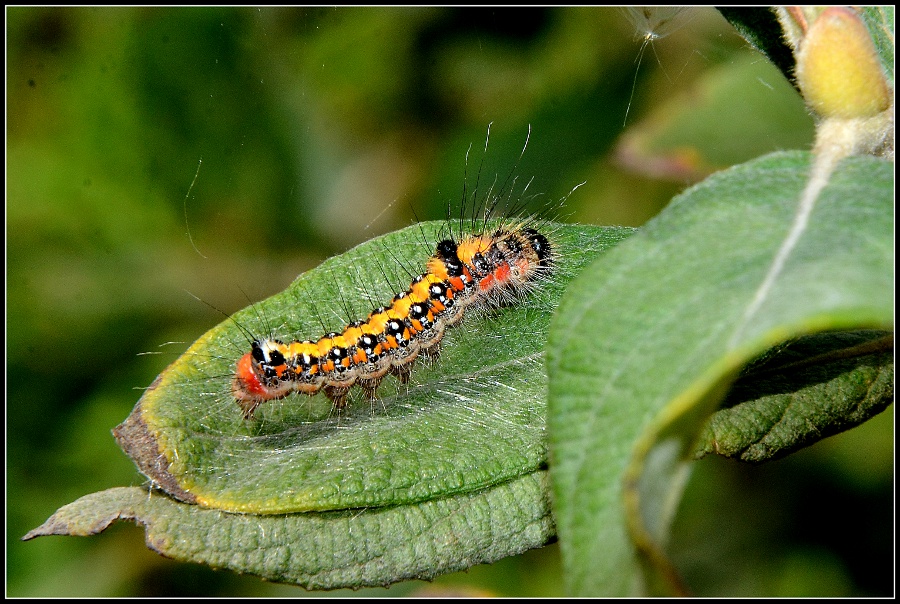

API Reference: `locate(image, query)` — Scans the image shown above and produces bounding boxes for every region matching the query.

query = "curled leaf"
[22,222,636,588]
[548,152,892,595]
[696,330,894,463]
[113,221,632,515]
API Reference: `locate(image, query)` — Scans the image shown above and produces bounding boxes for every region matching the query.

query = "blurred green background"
[7,7,891,596]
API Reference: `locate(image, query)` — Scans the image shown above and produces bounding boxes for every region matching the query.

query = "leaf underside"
[697,329,893,463]
[22,475,554,590]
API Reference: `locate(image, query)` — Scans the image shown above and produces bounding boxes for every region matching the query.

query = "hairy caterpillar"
[110,127,631,515]
[233,219,554,418]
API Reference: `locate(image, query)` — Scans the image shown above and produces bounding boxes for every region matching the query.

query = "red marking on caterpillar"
[233,224,554,418]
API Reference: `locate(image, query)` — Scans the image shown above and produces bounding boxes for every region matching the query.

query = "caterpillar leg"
[391,363,413,384]
[323,384,351,409]
[421,344,441,363]
[358,377,383,400]
[238,398,263,420]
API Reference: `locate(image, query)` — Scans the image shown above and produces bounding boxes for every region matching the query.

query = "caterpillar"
[232,221,554,418]
[112,170,623,514]
[110,128,628,515]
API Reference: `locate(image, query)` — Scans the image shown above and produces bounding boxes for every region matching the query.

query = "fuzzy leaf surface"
[22,477,554,590]
[113,221,631,514]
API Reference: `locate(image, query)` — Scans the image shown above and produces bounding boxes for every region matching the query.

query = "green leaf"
[616,53,814,181]
[696,330,893,463]
[114,221,632,513]
[858,6,894,84]
[547,151,892,596]
[28,221,634,588]
[22,476,553,589]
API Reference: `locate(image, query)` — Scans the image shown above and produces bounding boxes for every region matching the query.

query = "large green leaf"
[22,475,553,590]
[28,221,634,587]
[547,151,893,596]
[114,221,632,514]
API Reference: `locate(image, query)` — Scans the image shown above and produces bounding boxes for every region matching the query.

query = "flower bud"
[796,7,891,119]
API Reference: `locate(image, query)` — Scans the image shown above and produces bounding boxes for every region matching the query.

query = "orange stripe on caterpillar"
[232,226,551,418]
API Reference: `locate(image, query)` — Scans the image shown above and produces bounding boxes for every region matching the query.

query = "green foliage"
[547,152,892,595]
[697,330,892,463]
[24,478,554,590]
[860,7,894,84]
